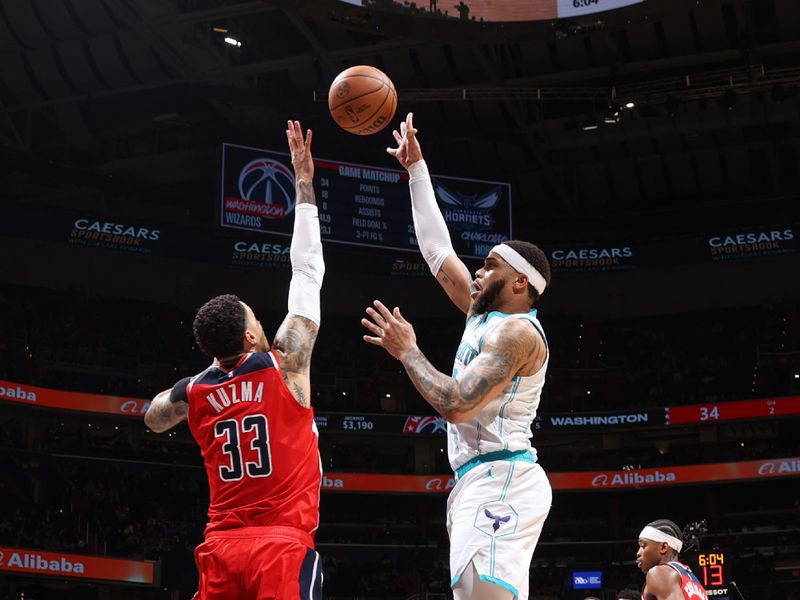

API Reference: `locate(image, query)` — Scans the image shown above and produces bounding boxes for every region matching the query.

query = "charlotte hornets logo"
[484,509,511,532]
[434,180,501,231]
[238,158,296,219]
[474,501,518,537]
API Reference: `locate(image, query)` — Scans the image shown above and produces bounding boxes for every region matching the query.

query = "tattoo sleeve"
[296,180,316,206]
[272,315,319,408]
[400,349,509,419]
[400,320,538,421]
[144,391,188,433]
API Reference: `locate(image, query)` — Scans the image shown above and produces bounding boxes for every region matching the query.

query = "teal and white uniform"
[446,309,552,600]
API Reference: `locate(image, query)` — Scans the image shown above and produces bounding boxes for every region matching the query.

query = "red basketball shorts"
[192,526,322,600]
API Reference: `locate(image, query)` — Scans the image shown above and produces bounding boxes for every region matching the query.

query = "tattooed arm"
[272,316,318,408]
[272,120,323,408]
[144,385,189,433]
[362,301,544,423]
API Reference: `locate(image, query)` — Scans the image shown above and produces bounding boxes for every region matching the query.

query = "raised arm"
[144,378,190,433]
[272,120,324,408]
[362,301,542,422]
[388,113,473,315]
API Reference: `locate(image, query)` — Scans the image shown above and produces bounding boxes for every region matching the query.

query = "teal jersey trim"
[454,448,535,480]
[478,575,519,599]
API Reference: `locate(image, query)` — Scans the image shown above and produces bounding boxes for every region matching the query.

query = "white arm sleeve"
[408,159,455,276]
[287,203,325,326]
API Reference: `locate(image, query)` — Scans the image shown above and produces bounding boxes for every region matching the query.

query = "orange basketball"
[328,65,397,136]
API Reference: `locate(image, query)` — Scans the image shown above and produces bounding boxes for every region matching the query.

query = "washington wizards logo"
[403,416,447,434]
[238,158,296,219]
[484,509,511,532]
[434,180,501,231]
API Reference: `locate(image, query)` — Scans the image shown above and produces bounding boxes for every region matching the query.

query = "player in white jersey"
[362,113,552,600]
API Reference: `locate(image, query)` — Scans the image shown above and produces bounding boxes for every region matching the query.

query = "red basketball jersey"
[665,562,709,600]
[182,351,321,538]
[642,560,708,600]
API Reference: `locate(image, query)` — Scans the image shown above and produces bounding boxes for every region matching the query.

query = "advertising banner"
[0,380,149,417]
[0,546,156,585]
[2,200,796,276]
[320,457,800,493]
[3,380,799,431]
[546,225,798,273]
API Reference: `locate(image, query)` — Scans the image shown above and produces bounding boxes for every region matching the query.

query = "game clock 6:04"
[696,552,727,588]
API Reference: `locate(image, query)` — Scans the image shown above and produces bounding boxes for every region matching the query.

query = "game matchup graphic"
[220,142,512,258]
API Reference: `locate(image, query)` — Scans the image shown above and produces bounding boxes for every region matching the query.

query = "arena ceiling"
[2,0,800,240]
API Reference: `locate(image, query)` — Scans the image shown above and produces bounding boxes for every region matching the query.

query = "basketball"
[328,65,397,136]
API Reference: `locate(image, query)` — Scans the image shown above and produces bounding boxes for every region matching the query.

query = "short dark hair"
[617,588,640,600]
[192,294,246,359]
[503,240,552,305]
[646,519,683,556]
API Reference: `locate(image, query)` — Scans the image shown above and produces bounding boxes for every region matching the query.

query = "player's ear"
[244,328,257,348]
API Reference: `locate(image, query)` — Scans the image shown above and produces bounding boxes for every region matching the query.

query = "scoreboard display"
[220,143,512,259]
[691,551,733,598]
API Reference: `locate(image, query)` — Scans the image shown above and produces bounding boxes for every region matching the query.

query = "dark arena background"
[1,0,800,598]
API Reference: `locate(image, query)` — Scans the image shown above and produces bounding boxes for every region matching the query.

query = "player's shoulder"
[488,313,541,342]
[481,315,542,357]
[647,563,682,587]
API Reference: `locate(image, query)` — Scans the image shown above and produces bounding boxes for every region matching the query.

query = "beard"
[471,278,504,315]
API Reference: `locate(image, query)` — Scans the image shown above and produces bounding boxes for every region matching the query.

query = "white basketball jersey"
[448,309,548,471]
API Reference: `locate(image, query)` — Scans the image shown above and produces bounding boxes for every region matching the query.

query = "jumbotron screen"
[336,0,645,23]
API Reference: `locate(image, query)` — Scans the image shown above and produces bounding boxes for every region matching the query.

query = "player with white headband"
[362,113,552,600]
[637,519,708,600]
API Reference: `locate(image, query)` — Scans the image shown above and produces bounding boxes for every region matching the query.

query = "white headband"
[490,244,547,295]
[639,526,683,552]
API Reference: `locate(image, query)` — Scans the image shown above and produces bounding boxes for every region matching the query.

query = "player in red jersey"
[144,120,325,599]
[637,520,708,600]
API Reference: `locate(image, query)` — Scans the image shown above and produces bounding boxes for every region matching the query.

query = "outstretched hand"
[362,300,417,361]
[286,120,314,182]
[386,112,423,170]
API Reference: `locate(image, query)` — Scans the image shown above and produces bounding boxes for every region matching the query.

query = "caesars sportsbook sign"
[219,143,512,259]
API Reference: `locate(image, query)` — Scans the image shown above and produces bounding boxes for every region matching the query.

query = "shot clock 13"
[696,551,727,588]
